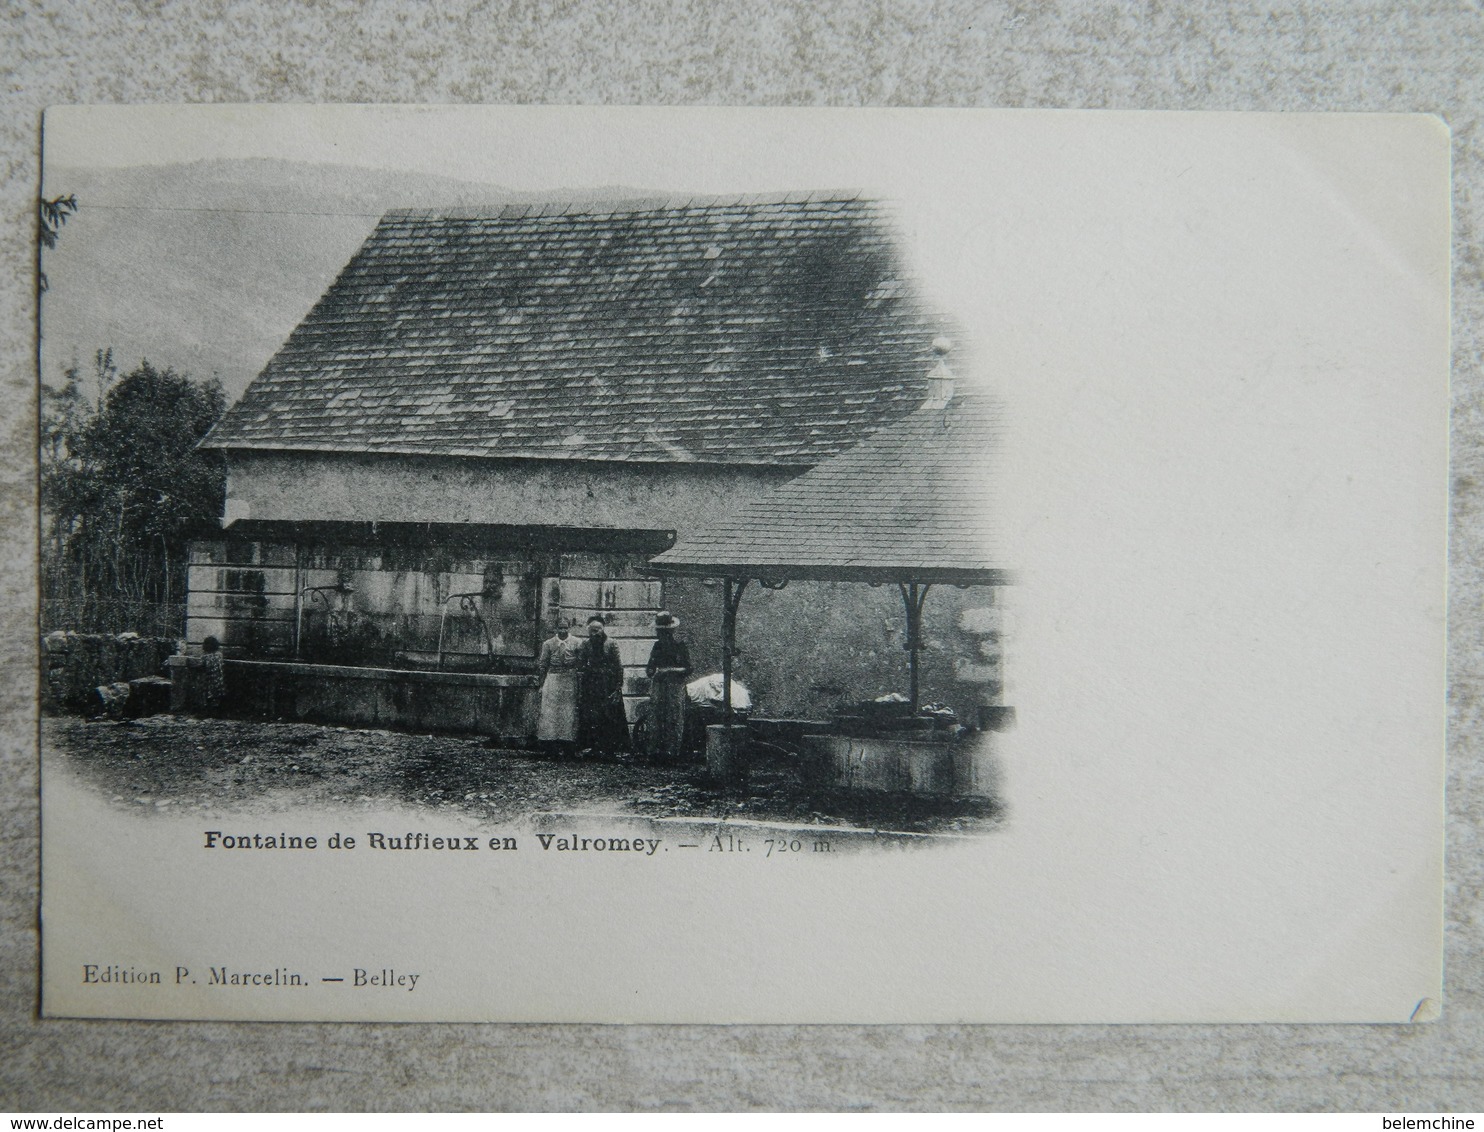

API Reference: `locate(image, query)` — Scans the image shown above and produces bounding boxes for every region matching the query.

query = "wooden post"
[721,576,749,725]
[721,578,732,722]
[292,542,304,658]
[898,581,932,712]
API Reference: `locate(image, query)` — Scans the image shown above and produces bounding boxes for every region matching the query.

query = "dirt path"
[41,714,1003,835]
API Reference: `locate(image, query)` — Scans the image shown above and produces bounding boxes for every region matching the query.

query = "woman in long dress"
[535,618,582,756]
[577,616,631,757]
[645,611,692,763]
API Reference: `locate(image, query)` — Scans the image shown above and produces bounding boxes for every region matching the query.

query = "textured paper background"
[4,0,1482,1111]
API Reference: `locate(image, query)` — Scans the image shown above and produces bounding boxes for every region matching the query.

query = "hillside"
[39,158,639,403]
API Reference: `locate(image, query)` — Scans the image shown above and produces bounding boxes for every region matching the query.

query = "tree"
[38,194,78,249]
[41,357,226,629]
[38,194,78,293]
[39,357,93,574]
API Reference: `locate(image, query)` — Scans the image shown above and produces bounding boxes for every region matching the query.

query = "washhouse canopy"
[647,391,1013,714]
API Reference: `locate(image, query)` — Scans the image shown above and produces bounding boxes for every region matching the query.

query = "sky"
[44,105,1448,401]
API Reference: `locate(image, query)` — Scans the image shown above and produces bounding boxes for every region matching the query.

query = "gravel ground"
[41,713,1003,835]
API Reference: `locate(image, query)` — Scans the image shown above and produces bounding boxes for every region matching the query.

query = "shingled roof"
[647,392,1011,585]
[203,193,945,465]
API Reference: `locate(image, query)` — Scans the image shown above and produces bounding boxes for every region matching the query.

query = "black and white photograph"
[42,178,1012,839]
[36,106,1446,1024]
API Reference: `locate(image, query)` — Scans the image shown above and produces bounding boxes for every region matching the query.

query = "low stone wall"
[41,631,178,713]
[207,659,539,742]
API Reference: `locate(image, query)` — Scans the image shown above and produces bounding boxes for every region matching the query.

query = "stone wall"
[40,632,178,713]
[223,449,797,533]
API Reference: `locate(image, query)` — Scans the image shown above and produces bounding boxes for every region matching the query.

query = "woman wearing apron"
[535,617,582,756]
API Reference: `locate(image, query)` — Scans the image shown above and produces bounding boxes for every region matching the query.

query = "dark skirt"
[647,668,688,763]
[578,677,630,753]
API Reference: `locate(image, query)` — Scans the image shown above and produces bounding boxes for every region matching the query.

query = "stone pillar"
[165,653,197,712]
[706,723,750,787]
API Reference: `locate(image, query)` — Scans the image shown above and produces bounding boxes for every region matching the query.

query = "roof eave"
[200,439,815,472]
[644,561,1014,586]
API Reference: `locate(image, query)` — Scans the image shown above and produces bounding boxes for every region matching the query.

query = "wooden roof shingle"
[203,193,945,466]
[647,393,1011,584]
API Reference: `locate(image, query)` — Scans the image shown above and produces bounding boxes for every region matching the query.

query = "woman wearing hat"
[644,611,692,764]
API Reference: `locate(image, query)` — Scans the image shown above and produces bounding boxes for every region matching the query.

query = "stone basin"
[800,730,999,798]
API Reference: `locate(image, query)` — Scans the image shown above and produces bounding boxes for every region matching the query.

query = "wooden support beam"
[721,576,749,725]
[898,581,932,712]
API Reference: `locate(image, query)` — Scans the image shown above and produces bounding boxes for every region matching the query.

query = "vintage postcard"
[36,106,1447,1022]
